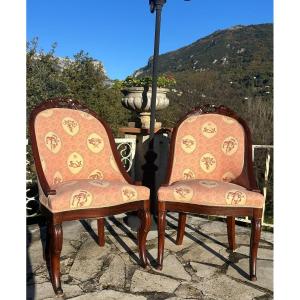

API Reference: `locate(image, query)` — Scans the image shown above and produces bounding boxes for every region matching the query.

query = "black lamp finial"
[149,0,167,13]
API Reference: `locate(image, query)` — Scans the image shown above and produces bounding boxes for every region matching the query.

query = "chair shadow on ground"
[165,213,250,280]
[80,217,156,267]
[37,223,55,292]
[27,222,55,299]
[80,215,250,278]
[26,227,35,300]
[33,215,249,283]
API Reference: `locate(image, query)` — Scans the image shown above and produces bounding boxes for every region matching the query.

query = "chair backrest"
[30,98,129,189]
[166,106,251,184]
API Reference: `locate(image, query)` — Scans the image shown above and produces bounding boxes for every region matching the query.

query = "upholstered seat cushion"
[158,179,264,208]
[40,179,150,213]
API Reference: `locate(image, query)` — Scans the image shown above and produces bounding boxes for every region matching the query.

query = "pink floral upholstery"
[34,108,126,184]
[168,114,245,183]
[158,179,264,208]
[34,107,150,212]
[39,179,150,213]
[158,113,264,208]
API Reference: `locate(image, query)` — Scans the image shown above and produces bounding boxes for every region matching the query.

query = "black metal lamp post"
[127,1,191,229]
[142,0,191,218]
[148,1,190,141]
[148,0,166,141]
[138,0,167,220]
[125,1,168,229]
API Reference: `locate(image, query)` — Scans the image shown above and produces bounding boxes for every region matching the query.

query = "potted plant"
[118,75,176,129]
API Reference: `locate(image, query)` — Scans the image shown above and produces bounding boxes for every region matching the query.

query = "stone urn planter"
[121,86,170,129]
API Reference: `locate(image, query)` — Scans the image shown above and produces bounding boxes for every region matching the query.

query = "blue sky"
[27,0,273,80]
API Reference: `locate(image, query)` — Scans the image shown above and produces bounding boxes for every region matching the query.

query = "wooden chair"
[156,105,264,281]
[29,98,151,295]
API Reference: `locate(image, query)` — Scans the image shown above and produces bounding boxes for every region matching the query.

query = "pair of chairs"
[29,98,264,296]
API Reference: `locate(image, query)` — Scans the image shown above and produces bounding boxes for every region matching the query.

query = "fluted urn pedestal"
[121,87,169,129]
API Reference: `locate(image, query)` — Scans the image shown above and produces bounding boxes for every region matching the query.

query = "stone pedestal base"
[138,113,162,130]
[119,127,170,184]
[119,127,170,227]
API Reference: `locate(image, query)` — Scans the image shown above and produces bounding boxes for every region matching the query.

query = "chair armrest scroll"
[247,187,261,193]
[47,189,57,196]
[160,183,170,187]
[37,175,57,197]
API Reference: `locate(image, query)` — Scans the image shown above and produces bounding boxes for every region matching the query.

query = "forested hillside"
[135,23,273,145]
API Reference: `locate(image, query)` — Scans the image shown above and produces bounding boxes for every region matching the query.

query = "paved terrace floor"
[27,213,273,300]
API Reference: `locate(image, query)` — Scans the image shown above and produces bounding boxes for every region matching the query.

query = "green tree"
[26,38,69,118]
[26,38,132,180]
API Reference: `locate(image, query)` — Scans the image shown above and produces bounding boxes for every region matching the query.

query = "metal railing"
[114,138,136,176]
[235,145,273,228]
[26,160,38,218]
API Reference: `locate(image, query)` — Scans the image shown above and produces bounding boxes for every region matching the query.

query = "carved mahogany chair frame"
[29,98,151,296]
[157,105,263,281]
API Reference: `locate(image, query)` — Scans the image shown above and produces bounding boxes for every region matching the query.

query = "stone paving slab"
[235,245,273,260]
[27,240,46,274]
[68,239,111,281]
[27,216,273,300]
[131,269,180,293]
[199,275,266,300]
[98,255,126,289]
[108,234,138,253]
[174,282,205,299]
[182,241,230,266]
[163,234,196,253]
[260,231,274,245]
[68,290,147,300]
[199,220,228,235]
[27,282,83,300]
[153,254,191,281]
[190,262,218,279]
[62,221,88,241]
[226,258,273,291]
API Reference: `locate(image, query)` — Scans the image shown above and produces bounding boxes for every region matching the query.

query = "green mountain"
[135,24,272,76]
[134,23,273,145]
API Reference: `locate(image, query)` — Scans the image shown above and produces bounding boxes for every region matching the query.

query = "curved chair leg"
[50,222,63,295]
[176,212,187,245]
[227,216,236,251]
[97,218,105,247]
[249,216,261,281]
[157,203,166,270]
[137,208,151,268]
